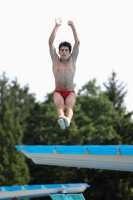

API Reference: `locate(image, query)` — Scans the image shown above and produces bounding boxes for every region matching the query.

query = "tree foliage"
[0,73,35,185]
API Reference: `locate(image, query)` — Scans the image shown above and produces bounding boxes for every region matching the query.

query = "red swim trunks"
[54,90,75,99]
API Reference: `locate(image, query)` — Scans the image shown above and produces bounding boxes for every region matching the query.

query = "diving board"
[0,183,89,200]
[15,145,133,172]
[50,193,85,200]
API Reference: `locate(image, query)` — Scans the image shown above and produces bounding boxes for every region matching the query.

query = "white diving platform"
[0,183,89,200]
[15,145,133,172]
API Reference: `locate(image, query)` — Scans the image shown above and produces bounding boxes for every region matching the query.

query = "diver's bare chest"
[53,59,75,74]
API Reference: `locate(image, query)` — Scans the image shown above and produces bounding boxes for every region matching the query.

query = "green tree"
[103,71,133,144]
[75,79,122,145]
[103,71,127,110]
[0,73,35,186]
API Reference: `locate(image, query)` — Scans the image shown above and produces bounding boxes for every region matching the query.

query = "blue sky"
[0,0,133,112]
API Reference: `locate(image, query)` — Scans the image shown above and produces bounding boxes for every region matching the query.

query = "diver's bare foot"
[62,116,71,127]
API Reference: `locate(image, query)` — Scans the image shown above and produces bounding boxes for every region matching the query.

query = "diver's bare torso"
[52,55,76,91]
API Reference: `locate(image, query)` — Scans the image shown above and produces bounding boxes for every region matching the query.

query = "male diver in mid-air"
[48,18,80,129]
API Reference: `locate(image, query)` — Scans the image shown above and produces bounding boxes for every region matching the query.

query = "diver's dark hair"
[59,41,72,52]
[12,197,20,200]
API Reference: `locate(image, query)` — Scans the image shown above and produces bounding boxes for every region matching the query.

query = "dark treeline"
[0,71,133,200]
